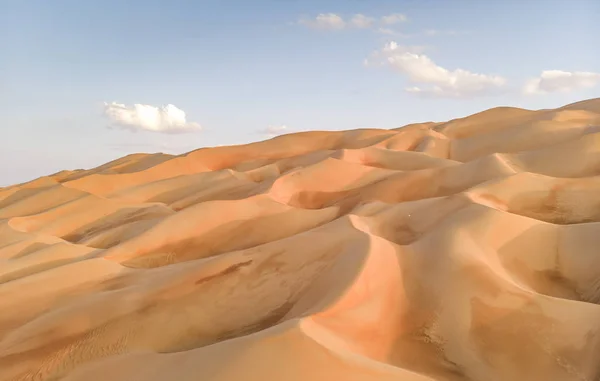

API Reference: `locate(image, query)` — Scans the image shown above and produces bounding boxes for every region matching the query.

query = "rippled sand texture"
[2,98,600,381]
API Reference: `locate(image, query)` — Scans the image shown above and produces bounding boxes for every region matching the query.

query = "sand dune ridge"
[2,99,600,380]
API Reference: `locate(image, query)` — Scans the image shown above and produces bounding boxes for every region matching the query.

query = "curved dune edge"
[1,98,600,381]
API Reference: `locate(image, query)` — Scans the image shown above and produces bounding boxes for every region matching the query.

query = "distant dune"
[2,98,600,381]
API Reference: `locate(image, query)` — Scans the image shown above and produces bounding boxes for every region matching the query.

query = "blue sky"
[1,0,599,185]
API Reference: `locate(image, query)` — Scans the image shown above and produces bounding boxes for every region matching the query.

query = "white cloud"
[103,102,202,134]
[423,29,464,37]
[350,14,375,29]
[381,13,408,25]
[364,42,427,67]
[377,28,464,38]
[258,125,294,138]
[299,13,346,30]
[377,27,397,35]
[370,41,506,98]
[299,12,407,30]
[376,28,464,39]
[523,70,600,95]
[376,28,412,38]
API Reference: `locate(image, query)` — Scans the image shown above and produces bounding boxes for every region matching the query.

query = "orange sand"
[1,98,600,381]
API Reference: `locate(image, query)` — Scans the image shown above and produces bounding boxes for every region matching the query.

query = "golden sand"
[1,98,600,380]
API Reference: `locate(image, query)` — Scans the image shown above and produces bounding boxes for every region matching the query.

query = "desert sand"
[2,98,600,381]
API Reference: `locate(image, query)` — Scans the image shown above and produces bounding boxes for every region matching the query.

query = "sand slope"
[2,98,600,381]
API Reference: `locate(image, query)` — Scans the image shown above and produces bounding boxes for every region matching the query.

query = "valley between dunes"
[2,98,600,381]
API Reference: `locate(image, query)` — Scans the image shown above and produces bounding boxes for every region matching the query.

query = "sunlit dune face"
[2,100,600,381]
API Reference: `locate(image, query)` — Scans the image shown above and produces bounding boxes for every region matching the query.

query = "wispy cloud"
[364,42,428,66]
[298,12,408,31]
[423,29,467,37]
[523,70,600,95]
[368,42,507,98]
[375,28,412,38]
[298,13,346,30]
[103,102,202,134]
[376,28,467,38]
[350,14,375,29]
[257,125,295,138]
[381,13,408,25]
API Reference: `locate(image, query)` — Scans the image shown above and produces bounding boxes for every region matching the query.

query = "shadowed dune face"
[2,99,600,381]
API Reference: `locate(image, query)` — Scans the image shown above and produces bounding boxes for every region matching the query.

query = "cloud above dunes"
[368,42,507,98]
[350,14,375,29]
[299,13,346,30]
[299,13,407,30]
[423,29,466,37]
[103,102,202,134]
[381,13,408,25]
[375,28,466,39]
[523,70,600,95]
[258,125,294,138]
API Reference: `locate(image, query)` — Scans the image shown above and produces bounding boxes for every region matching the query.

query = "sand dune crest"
[2,98,600,380]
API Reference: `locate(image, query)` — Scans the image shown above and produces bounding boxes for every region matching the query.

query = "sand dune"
[2,98,600,380]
